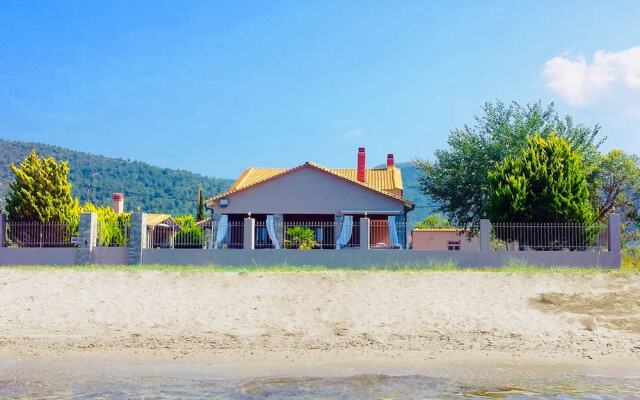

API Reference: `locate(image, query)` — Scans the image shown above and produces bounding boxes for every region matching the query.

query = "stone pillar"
[359,217,370,250]
[608,213,621,254]
[334,214,344,249]
[273,214,284,249]
[0,212,6,248]
[480,219,491,251]
[243,217,255,250]
[77,212,97,265]
[129,212,147,265]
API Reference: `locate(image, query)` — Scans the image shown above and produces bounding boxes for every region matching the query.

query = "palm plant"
[285,226,318,250]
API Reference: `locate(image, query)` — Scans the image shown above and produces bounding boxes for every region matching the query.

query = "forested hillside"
[0,139,232,215]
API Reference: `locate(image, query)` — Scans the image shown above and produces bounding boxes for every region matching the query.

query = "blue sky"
[1,1,639,178]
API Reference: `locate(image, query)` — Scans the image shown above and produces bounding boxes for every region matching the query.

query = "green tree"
[488,134,595,249]
[591,149,640,244]
[415,214,452,229]
[285,226,317,249]
[196,186,206,222]
[416,101,603,226]
[591,150,639,220]
[5,151,78,223]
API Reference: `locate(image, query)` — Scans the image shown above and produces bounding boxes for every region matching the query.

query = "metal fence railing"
[283,221,339,249]
[146,223,210,249]
[491,222,608,251]
[144,221,243,249]
[253,221,365,249]
[5,221,77,247]
[370,220,408,249]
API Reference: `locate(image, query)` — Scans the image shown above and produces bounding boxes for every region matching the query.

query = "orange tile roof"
[207,162,413,207]
[145,213,178,226]
[412,228,466,232]
[230,165,403,192]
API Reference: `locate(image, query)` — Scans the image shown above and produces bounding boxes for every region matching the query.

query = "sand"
[1,269,640,376]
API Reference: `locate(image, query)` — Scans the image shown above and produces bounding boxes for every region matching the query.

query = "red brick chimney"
[387,153,395,169]
[357,147,366,182]
[112,192,124,214]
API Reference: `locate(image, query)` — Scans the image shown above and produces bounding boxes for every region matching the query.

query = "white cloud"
[343,128,364,138]
[543,46,640,107]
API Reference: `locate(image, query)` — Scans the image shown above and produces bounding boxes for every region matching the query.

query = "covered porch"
[211,212,407,250]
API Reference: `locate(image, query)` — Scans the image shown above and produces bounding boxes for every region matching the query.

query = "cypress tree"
[487,134,595,248]
[196,186,206,221]
[5,151,78,223]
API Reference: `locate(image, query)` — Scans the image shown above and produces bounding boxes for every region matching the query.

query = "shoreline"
[1,269,639,378]
[3,351,640,382]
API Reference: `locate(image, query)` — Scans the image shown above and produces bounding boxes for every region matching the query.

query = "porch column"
[243,217,255,250]
[209,213,221,249]
[274,214,284,249]
[360,217,370,250]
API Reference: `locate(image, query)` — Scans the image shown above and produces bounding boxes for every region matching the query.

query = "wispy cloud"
[543,46,640,107]
[343,128,364,138]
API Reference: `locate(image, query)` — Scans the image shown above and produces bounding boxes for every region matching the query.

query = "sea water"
[2,373,640,399]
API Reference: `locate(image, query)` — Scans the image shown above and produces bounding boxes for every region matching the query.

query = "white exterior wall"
[211,166,406,215]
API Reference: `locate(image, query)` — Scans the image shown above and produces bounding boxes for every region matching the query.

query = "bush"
[622,247,640,272]
[79,203,130,246]
[174,215,204,248]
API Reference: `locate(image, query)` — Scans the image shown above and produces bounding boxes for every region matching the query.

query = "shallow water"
[2,373,640,399]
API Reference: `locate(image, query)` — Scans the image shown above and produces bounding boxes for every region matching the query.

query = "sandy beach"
[1,269,640,377]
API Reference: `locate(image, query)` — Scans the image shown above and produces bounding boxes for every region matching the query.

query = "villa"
[205,148,414,249]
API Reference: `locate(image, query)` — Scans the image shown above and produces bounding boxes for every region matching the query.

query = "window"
[447,240,461,251]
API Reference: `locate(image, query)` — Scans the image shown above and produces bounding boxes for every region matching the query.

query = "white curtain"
[213,215,229,250]
[388,215,400,249]
[266,215,280,249]
[336,215,353,249]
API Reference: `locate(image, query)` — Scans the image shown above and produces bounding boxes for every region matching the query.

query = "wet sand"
[1,269,640,376]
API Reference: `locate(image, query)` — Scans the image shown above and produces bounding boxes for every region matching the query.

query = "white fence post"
[480,219,491,251]
[243,217,255,250]
[359,217,370,250]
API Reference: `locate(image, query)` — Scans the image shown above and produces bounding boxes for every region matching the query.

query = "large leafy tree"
[487,134,594,224]
[5,151,78,223]
[591,150,640,221]
[591,149,640,244]
[416,101,603,226]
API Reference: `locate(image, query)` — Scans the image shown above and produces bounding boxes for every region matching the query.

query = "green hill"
[0,139,233,216]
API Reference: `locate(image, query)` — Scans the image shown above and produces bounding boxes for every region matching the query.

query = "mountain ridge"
[0,138,233,215]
